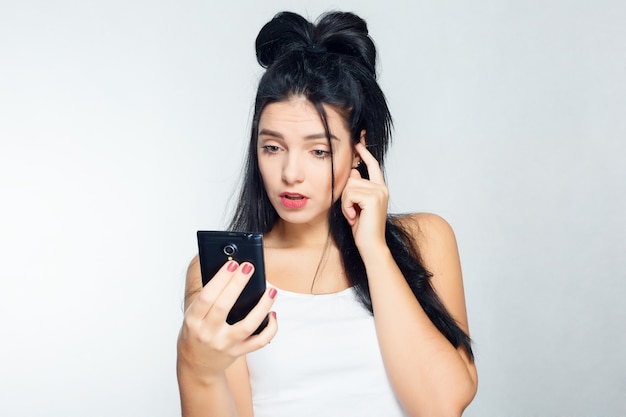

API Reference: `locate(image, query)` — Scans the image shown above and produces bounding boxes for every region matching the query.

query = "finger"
[205,262,256,326]
[341,181,361,225]
[234,310,279,356]
[186,260,239,320]
[231,286,278,338]
[343,170,363,223]
[354,142,384,184]
[342,205,357,225]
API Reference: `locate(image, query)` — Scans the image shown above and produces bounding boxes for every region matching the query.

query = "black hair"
[228,11,473,360]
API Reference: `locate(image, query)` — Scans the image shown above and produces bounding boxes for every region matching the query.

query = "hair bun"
[255,12,314,68]
[315,12,376,75]
[256,11,377,76]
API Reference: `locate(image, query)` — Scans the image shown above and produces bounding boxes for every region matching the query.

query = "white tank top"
[245,285,407,417]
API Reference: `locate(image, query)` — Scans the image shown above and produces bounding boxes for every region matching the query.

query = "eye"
[311,149,330,159]
[261,145,281,154]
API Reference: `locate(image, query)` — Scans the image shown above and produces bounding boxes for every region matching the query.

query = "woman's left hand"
[341,142,389,254]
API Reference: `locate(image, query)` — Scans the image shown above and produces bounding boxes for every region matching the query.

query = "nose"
[281,152,304,185]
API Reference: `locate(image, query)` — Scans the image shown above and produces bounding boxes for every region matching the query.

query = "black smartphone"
[196,231,268,335]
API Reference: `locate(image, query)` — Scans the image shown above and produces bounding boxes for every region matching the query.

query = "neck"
[265,218,332,249]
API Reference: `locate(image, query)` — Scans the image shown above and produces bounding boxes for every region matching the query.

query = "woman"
[177,11,477,417]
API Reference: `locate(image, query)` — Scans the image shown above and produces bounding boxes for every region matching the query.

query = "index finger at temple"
[355,143,384,184]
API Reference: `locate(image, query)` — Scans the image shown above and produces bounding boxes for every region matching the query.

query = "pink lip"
[280,192,308,209]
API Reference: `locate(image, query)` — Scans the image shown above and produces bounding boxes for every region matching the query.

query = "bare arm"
[342,143,477,416]
[363,214,477,416]
[177,256,276,417]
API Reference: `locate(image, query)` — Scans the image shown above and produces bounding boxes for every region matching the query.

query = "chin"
[275,209,329,226]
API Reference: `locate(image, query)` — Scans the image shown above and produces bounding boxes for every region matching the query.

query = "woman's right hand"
[177,260,278,382]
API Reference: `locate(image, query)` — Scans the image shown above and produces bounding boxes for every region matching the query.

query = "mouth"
[279,192,308,209]
[280,192,307,200]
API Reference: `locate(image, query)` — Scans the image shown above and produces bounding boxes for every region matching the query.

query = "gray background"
[1,0,624,416]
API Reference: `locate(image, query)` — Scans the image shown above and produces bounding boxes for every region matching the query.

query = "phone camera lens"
[223,244,237,256]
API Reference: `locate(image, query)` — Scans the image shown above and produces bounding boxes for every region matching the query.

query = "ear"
[352,130,367,168]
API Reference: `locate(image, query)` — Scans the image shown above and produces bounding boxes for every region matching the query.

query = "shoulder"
[395,212,455,232]
[394,212,470,329]
[391,212,459,259]
[187,254,201,278]
[392,212,463,293]
[184,255,202,310]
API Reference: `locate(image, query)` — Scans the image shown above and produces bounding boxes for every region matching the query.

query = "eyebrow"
[259,128,340,141]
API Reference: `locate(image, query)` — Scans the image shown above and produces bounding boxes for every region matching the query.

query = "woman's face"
[257,96,358,226]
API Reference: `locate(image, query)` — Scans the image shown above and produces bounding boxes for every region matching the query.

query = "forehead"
[258,97,349,137]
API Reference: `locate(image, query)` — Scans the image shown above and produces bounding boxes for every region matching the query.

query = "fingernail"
[242,263,252,274]
[269,287,277,299]
[271,311,277,320]
[227,261,238,272]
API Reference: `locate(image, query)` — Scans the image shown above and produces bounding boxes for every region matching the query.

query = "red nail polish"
[271,311,277,320]
[227,261,238,272]
[269,287,277,299]
[242,263,252,274]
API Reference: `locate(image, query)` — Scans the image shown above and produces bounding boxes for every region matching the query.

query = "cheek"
[333,154,355,191]
[257,159,273,188]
